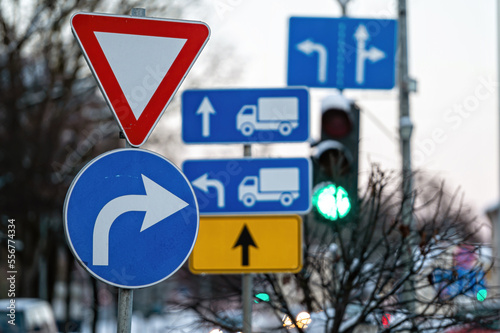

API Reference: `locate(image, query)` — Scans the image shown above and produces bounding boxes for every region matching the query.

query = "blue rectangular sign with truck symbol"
[182,158,312,215]
[182,88,309,144]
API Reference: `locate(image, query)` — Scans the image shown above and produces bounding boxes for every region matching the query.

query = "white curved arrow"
[192,173,225,208]
[296,39,328,83]
[92,174,188,266]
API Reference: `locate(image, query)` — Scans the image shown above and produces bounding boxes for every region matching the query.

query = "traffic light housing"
[312,94,359,223]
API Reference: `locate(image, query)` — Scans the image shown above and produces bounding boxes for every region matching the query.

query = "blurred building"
[485,203,499,291]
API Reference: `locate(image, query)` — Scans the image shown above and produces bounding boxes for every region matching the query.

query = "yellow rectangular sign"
[190,215,302,274]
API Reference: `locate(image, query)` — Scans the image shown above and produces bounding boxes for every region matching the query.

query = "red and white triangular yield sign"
[71,12,210,147]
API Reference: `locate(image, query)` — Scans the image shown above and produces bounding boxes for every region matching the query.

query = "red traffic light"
[321,95,353,139]
[382,313,392,328]
[322,109,352,138]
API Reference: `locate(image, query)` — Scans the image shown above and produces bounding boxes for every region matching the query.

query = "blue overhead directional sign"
[288,17,397,89]
[182,88,309,144]
[63,149,199,289]
[182,158,311,215]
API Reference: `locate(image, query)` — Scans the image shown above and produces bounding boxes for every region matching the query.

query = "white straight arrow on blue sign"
[196,97,216,138]
[354,24,386,85]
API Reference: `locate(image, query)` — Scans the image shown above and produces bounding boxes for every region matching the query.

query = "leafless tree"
[174,166,498,333]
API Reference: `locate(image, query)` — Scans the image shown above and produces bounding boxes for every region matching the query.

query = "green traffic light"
[312,183,351,221]
[477,288,487,302]
[254,293,270,303]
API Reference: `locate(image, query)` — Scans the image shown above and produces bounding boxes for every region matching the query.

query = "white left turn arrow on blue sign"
[296,39,327,83]
[191,173,225,208]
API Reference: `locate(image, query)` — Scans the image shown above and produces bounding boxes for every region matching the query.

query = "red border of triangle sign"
[71,12,210,147]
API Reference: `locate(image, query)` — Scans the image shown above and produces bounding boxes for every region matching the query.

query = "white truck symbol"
[236,97,299,136]
[238,167,300,207]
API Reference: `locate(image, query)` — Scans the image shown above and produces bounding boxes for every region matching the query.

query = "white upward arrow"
[296,39,328,83]
[196,97,216,138]
[92,174,188,266]
[354,24,386,85]
[192,173,225,208]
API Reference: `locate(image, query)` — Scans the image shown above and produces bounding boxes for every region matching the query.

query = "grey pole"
[242,144,252,333]
[116,8,146,333]
[496,0,500,289]
[117,289,133,333]
[398,0,413,211]
[242,275,252,333]
[336,0,351,16]
[131,7,146,17]
[397,0,416,311]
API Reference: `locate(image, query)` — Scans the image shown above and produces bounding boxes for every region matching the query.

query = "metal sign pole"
[117,132,134,333]
[117,289,133,333]
[336,0,351,16]
[242,274,252,333]
[115,9,144,333]
[242,144,252,333]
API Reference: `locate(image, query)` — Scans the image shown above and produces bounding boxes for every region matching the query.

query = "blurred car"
[0,298,58,333]
[445,298,500,333]
[444,327,499,333]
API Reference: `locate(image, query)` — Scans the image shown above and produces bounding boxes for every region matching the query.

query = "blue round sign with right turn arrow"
[63,148,199,288]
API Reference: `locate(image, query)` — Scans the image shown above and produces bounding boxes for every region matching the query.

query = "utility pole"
[397,0,416,312]
[398,0,413,214]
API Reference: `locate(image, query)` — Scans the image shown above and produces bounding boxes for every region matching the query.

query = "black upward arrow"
[232,224,258,266]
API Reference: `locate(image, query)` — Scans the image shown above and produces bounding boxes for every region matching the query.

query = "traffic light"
[254,292,270,303]
[381,313,392,328]
[476,288,487,302]
[312,94,360,223]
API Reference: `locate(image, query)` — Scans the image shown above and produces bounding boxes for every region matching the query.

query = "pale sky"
[155,0,499,222]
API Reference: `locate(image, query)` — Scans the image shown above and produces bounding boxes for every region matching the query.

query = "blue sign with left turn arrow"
[63,149,199,289]
[183,158,311,215]
[288,17,397,89]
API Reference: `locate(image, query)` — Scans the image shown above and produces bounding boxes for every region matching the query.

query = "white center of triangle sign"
[71,12,210,147]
